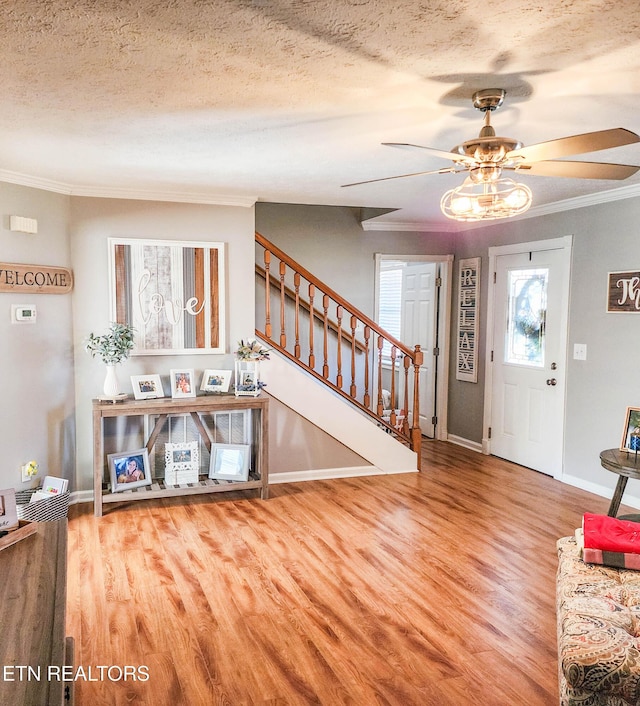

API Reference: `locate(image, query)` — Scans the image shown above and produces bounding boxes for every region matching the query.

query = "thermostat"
[11,304,37,323]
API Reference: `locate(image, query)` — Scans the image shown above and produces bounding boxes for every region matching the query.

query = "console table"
[600,448,640,517]
[93,395,269,517]
[0,520,73,705]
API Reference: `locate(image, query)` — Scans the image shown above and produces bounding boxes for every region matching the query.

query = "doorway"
[483,236,572,478]
[375,254,453,440]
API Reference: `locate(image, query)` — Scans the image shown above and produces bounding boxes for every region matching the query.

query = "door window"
[505,268,548,367]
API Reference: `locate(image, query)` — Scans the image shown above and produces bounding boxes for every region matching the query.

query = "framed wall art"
[109,238,226,355]
[456,257,480,383]
[200,369,232,393]
[108,449,152,493]
[131,374,165,400]
[607,271,640,313]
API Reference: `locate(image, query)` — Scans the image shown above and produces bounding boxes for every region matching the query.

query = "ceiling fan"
[343,89,640,222]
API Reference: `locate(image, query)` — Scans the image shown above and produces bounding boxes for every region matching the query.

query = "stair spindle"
[264,250,272,338]
[322,294,329,379]
[308,283,315,369]
[279,261,287,348]
[350,314,357,399]
[363,325,371,409]
[336,305,343,389]
[294,272,301,359]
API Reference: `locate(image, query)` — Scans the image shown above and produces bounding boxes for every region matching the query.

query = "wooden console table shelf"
[93,395,269,517]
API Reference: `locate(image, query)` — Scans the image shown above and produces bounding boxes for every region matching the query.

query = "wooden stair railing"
[255,232,423,468]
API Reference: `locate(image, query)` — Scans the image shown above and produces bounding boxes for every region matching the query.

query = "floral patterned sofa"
[556,536,640,705]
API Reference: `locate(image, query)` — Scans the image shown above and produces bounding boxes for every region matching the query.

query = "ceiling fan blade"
[341,166,459,188]
[382,142,471,164]
[516,160,640,180]
[508,128,640,163]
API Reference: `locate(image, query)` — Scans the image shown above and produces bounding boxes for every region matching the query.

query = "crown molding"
[361,181,640,233]
[0,170,257,208]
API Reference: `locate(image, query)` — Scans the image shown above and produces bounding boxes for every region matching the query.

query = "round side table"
[600,448,640,517]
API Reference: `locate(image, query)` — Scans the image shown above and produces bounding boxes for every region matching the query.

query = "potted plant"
[234,339,270,397]
[85,322,135,398]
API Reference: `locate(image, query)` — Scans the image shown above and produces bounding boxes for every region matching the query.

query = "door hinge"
[433,346,439,356]
[435,276,442,287]
[432,416,437,426]
[490,350,494,362]
[488,427,492,439]
[493,271,497,284]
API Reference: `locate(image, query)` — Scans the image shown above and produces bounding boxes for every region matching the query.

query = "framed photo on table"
[170,369,196,398]
[200,369,232,393]
[620,407,640,452]
[208,443,250,482]
[108,449,152,493]
[131,374,164,400]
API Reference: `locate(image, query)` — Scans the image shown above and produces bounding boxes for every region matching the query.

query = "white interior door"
[402,262,438,437]
[488,240,571,476]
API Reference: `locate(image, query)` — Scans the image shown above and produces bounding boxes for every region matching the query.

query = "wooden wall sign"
[456,257,480,383]
[0,262,73,294]
[608,271,640,312]
[109,238,226,355]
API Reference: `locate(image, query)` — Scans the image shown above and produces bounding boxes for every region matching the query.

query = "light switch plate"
[573,343,587,360]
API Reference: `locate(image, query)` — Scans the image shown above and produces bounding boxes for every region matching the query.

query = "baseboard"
[269,465,418,485]
[446,434,483,453]
[561,473,640,511]
[69,489,94,505]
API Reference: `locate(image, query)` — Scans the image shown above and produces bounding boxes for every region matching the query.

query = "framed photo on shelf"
[131,374,164,400]
[200,369,232,394]
[0,487,19,531]
[620,407,640,452]
[164,441,200,485]
[108,449,152,493]
[170,369,196,398]
[208,443,250,482]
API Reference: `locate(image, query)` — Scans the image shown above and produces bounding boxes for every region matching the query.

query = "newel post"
[411,345,423,469]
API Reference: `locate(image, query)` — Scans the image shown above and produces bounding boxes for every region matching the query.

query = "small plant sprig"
[235,339,271,361]
[85,322,135,365]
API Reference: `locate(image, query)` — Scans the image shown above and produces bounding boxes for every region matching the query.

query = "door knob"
[546,378,557,386]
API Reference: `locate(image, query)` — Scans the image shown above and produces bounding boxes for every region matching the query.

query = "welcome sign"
[608,271,640,312]
[0,262,73,294]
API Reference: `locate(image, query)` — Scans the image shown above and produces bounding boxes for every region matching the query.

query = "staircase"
[255,232,423,469]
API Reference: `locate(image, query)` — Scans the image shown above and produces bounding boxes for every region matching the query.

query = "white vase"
[103,364,120,397]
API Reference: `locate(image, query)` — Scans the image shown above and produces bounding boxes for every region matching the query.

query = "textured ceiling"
[1,0,640,229]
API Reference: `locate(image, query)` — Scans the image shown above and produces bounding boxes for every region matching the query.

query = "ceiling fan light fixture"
[441,177,532,222]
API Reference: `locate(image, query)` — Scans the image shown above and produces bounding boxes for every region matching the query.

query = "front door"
[487,238,571,476]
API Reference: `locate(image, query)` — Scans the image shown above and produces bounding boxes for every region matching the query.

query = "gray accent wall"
[0,183,75,492]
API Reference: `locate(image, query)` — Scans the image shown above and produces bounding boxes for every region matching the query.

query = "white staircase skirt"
[261,353,418,475]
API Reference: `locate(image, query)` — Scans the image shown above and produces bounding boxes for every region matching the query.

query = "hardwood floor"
[66,440,612,705]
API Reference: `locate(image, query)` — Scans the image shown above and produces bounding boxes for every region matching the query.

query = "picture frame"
[108,449,152,493]
[208,443,250,482]
[131,374,165,400]
[620,407,640,452]
[170,369,196,398]
[0,488,19,531]
[109,238,226,355]
[200,369,232,394]
[164,441,200,485]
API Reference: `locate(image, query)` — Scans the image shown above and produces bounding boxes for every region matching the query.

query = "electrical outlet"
[21,462,38,483]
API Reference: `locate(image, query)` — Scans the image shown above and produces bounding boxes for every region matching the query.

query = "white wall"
[0,183,75,490]
[69,197,255,492]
